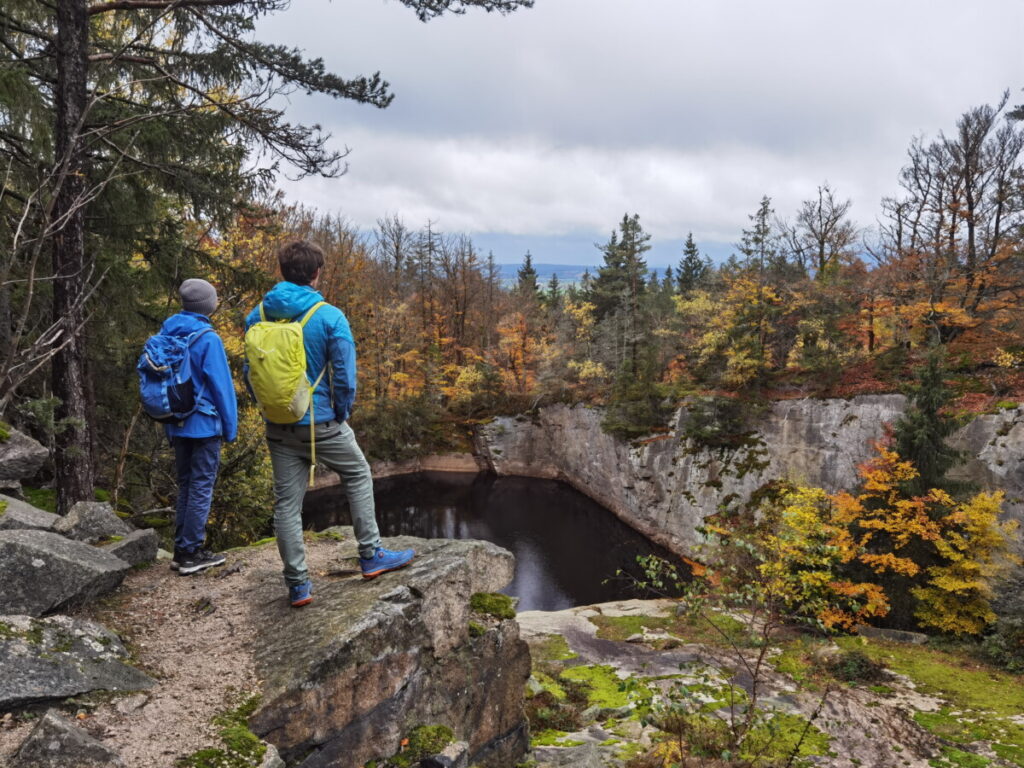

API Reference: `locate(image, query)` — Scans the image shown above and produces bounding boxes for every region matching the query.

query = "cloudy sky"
[257,0,1023,266]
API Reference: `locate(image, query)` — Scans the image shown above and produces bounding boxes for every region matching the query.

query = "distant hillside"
[497,263,597,286]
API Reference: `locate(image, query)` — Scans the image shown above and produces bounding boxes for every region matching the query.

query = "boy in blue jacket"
[164,278,238,575]
[245,241,414,607]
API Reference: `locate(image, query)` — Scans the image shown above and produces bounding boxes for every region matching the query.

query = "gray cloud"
[258,0,1023,259]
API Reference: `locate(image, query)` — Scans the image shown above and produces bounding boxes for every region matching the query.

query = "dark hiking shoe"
[177,549,226,576]
[289,580,313,607]
[170,549,186,571]
[360,547,415,580]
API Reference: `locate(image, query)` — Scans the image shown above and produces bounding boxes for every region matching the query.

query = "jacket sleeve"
[326,314,357,422]
[201,332,239,442]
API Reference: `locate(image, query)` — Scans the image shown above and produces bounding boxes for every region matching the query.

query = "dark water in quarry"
[303,472,688,611]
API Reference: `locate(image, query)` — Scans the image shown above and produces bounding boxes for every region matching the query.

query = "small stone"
[114,694,149,715]
[625,633,645,643]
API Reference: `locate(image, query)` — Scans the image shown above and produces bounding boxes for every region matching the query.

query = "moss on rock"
[176,694,265,768]
[470,592,515,620]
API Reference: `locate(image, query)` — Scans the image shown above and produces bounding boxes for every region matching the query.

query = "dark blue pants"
[172,436,221,555]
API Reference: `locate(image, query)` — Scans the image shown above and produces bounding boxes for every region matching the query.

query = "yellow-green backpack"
[245,301,327,483]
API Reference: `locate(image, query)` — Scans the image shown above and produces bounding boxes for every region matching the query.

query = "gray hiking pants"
[266,420,380,586]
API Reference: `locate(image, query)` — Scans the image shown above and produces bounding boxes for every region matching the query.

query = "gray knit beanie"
[179,278,218,316]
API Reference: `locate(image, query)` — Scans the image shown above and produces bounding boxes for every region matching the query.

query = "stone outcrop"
[476,397,1024,566]
[0,495,59,532]
[250,533,530,768]
[0,428,48,495]
[0,615,154,710]
[100,528,160,567]
[0,529,131,616]
[10,710,125,767]
[53,501,133,544]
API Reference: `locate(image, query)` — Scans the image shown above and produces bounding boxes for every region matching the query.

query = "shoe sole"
[361,558,413,580]
[290,597,313,607]
[177,558,226,576]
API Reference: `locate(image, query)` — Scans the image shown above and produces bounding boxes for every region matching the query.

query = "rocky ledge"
[249,533,531,768]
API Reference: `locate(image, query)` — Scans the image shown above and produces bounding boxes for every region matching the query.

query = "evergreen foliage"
[892,350,967,497]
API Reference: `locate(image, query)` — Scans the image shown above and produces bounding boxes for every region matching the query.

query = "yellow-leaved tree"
[832,443,1018,636]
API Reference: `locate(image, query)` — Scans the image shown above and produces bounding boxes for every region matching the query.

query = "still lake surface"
[303,472,687,611]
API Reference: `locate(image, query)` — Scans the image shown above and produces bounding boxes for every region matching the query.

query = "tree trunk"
[52,0,94,515]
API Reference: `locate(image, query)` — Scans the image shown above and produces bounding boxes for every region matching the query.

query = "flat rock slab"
[0,615,154,710]
[0,496,59,532]
[10,710,125,768]
[0,429,48,486]
[53,501,132,544]
[100,528,159,566]
[0,529,131,616]
[250,534,529,768]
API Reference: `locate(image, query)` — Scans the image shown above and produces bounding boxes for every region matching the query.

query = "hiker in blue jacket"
[244,240,414,607]
[163,278,238,575]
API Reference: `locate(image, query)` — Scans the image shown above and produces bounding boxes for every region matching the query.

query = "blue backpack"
[137,328,212,424]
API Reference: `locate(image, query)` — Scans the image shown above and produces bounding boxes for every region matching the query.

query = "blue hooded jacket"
[244,282,357,425]
[160,311,238,442]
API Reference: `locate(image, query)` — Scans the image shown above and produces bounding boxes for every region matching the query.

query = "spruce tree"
[892,349,966,497]
[517,251,540,297]
[676,232,708,295]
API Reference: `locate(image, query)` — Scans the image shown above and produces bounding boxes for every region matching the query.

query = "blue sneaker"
[289,580,313,607]
[360,547,415,580]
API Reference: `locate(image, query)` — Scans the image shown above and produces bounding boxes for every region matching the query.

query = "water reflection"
[304,472,688,611]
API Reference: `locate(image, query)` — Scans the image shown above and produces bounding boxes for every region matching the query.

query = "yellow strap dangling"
[307,366,328,488]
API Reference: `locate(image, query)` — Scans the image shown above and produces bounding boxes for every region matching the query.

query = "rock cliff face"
[475,397,1024,565]
[249,534,531,768]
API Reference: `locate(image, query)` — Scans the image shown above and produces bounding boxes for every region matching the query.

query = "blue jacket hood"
[260,282,323,321]
[160,310,212,336]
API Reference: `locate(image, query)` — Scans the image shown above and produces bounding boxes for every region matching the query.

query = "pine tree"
[589,213,651,321]
[676,232,709,295]
[545,273,562,308]
[517,251,540,297]
[892,349,966,497]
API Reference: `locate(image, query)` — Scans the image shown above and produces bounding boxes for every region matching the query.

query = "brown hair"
[278,240,325,285]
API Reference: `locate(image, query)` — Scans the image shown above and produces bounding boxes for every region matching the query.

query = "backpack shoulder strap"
[258,302,266,323]
[185,327,214,347]
[299,301,327,328]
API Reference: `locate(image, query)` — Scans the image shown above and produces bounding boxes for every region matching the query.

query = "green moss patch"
[560,665,630,709]
[930,746,993,768]
[0,421,10,442]
[389,724,454,767]
[590,609,753,648]
[530,729,585,748]
[23,487,57,513]
[468,621,486,638]
[743,711,832,761]
[531,633,578,663]
[837,636,1024,765]
[176,694,265,768]
[470,592,515,620]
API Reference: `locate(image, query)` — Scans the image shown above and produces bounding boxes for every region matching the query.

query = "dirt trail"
[0,538,351,767]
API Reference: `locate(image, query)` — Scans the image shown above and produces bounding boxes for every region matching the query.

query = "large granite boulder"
[0,615,154,710]
[0,529,131,616]
[250,535,530,768]
[53,501,132,543]
[100,528,160,566]
[0,427,48,494]
[0,495,59,532]
[10,709,125,767]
